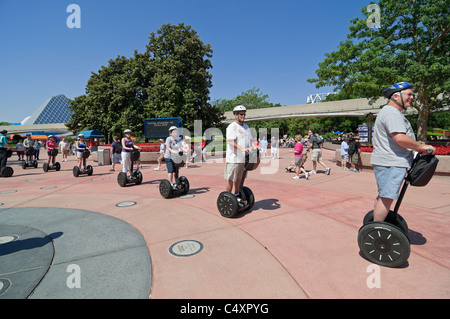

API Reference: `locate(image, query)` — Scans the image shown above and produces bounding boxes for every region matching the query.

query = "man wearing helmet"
[225,105,253,195]
[370,82,435,221]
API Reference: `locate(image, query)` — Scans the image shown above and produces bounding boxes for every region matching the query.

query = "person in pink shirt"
[46,135,58,166]
[292,135,309,180]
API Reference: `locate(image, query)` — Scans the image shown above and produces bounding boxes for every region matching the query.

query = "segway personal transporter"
[0,149,14,178]
[43,149,60,172]
[217,149,260,218]
[159,151,189,198]
[117,150,143,187]
[358,150,439,267]
[22,147,38,169]
[73,150,93,177]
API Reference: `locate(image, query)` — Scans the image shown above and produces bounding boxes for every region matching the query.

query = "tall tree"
[308,0,449,141]
[145,22,223,130]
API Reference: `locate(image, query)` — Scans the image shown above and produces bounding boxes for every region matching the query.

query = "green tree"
[145,22,223,130]
[67,52,149,141]
[308,0,449,142]
[212,87,280,112]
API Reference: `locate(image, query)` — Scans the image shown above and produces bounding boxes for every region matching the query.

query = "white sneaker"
[310,170,317,174]
[326,167,331,175]
[292,175,300,179]
[305,172,309,180]
[154,167,160,170]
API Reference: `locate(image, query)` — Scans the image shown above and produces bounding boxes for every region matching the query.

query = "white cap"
[169,126,178,132]
[124,129,132,133]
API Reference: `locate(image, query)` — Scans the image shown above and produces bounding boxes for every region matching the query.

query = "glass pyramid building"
[21,94,72,125]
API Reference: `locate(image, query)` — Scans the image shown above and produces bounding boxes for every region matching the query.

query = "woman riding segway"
[117,129,142,187]
[43,135,60,172]
[73,133,93,177]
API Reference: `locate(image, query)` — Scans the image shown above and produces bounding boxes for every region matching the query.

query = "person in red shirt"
[46,135,57,166]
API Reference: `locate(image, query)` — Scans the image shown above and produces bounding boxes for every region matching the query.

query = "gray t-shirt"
[370,105,415,168]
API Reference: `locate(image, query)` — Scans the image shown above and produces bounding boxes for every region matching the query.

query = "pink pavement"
[1,148,449,299]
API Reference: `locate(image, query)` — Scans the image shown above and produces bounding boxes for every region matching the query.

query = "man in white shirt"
[225,105,253,195]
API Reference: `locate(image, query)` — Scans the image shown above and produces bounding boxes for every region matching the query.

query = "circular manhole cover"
[179,194,195,199]
[0,190,17,194]
[0,279,11,296]
[115,201,137,207]
[0,235,19,244]
[169,240,203,257]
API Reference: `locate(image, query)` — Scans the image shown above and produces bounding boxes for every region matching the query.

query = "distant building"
[306,93,335,104]
[21,94,72,125]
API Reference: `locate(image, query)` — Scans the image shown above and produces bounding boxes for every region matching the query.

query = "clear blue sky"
[0,0,365,123]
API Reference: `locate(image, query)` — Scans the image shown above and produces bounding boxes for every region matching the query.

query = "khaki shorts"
[224,163,245,182]
[311,148,322,161]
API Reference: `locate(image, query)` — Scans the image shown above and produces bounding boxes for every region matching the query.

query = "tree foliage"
[308,0,449,141]
[212,87,281,112]
[67,23,223,141]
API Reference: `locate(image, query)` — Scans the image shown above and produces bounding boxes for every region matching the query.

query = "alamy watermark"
[366,4,381,29]
[66,4,81,29]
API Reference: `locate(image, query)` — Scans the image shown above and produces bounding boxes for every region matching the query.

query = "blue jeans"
[373,165,407,200]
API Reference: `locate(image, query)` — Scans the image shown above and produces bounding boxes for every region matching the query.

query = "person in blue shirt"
[340,137,349,170]
[0,130,12,172]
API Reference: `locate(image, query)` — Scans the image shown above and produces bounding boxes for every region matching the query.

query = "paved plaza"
[0,148,449,299]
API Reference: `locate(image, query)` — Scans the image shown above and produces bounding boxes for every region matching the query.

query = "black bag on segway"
[82,150,90,159]
[407,154,439,187]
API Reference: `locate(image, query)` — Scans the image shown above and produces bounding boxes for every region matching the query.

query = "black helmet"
[383,82,414,99]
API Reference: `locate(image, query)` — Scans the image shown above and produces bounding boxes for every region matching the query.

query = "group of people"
[286,130,331,180]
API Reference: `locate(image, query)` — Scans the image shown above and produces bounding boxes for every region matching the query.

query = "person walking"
[110,136,122,172]
[307,130,331,175]
[370,82,435,222]
[292,135,309,180]
[340,137,349,170]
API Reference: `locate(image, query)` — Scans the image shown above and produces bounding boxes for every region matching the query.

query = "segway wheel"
[33,160,38,168]
[217,192,239,218]
[55,162,61,171]
[87,165,93,176]
[178,176,189,195]
[159,180,173,198]
[135,171,143,185]
[241,186,255,211]
[358,222,410,268]
[363,210,408,234]
[73,166,80,177]
[1,166,14,178]
[22,161,27,169]
[117,172,127,187]
[43,163,49,172]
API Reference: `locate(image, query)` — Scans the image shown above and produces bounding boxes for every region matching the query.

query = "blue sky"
[0,0,366,123]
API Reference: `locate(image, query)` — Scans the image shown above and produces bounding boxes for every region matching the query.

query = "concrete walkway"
[0,148,449,299]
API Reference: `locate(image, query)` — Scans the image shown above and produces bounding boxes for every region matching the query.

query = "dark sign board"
[144,118,182,138]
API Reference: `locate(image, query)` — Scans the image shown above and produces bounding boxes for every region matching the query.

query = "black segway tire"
[43,163,49,172]
[159,180,173,198]
[117,172,127,187]
[358,222,410,268]
[87,165,93,176]
[241,186,255,211]
[1,166,14,178]
[55,162,61,171]
[178,176,189,195]
[33,160,38,168]
[22,161,27,169]
[73,166,80,177]
[363,210,408,234]
[135,171,143,185]
[217,191,239,218]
